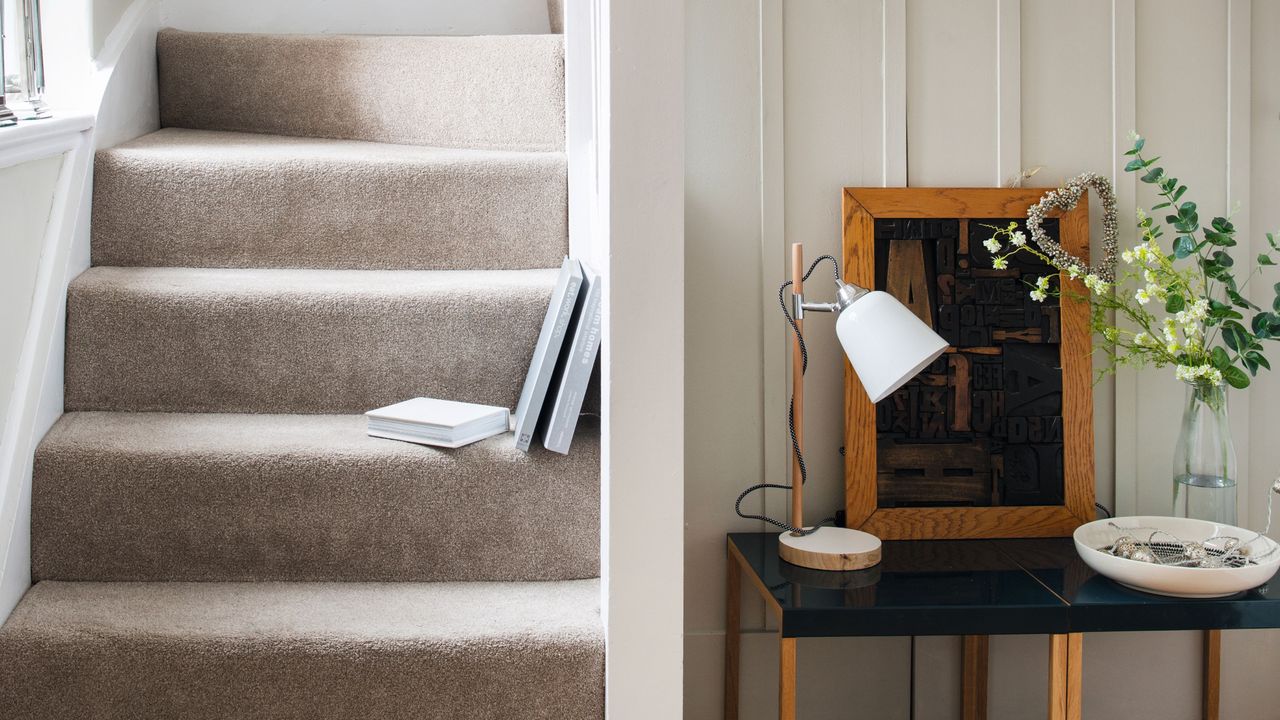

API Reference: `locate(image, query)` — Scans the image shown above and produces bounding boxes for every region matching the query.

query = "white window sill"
[0,113,95,169]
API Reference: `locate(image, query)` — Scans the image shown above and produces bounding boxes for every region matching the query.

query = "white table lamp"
[773,243,948,571]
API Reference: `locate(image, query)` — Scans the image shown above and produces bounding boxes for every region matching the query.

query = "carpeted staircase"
[0,29,602,719]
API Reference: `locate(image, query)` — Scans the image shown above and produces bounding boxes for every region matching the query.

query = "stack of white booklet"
[365,398,510,448]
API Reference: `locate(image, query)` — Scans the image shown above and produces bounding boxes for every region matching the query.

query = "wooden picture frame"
[842,188,1095,540]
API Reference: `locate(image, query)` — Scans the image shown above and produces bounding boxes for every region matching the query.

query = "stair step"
[33,412,599,582]
[92,129,567,271]
[65,267,557,413]
[158,29,565,152]
[0,579,603,719]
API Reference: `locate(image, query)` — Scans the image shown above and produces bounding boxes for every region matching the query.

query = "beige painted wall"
[685,0,1280,717]
[0,156,63,442]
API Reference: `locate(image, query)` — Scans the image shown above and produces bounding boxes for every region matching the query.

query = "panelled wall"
[685,0,1280,717]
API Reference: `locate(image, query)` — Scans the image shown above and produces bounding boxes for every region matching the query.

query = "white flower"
[1036,276,1050,291]
[992,256,1008,270]
[1134,332,1154,347]
[1083,274,1109,294]
[1122,250,1135,264]
[1067,265,1082,279]
[1135,288,1151,305]
[1143,269,1157,284]
[1010,231,1027,247]
[984,237,1002,253]
[1103,327,1119,342]
[1175,364,1223,386]
[1166,342,1181,354]
[1030,289,1047,303]
[1128,130,1142,142]
[1136,207,1147,224]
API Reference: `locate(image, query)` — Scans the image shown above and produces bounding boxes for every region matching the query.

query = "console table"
[726,532,1280,720]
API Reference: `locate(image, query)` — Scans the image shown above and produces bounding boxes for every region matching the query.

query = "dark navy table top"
[729,532,1280,638]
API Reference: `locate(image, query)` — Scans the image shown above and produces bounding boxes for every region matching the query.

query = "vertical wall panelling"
[760,0,788,541]
[1223,3,1280,716]
[1112,0,1139,517]
[1130,0,1228,518]
[996,0,1020,185]
[882,0,906,186]
[1225,0,1252,526]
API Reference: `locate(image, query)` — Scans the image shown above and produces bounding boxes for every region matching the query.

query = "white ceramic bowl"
[1074,516,1280,598]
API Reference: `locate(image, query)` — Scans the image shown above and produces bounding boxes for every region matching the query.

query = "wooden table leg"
[779,636,797,720]
[725,545,741,720]
[1048,633,1082,720]
[962,635,989,720]
[1203,629,1221,720]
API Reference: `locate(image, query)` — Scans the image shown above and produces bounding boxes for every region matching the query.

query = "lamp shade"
[835,291,949,403]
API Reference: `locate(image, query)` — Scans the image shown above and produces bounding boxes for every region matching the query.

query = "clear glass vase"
[1172,380,1237,525]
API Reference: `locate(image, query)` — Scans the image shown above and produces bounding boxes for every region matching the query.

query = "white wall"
[156,0,553,35]
[0,157,63,439]
[686,0,1280,717]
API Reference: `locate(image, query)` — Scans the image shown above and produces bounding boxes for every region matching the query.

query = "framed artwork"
[842,188,1095,540]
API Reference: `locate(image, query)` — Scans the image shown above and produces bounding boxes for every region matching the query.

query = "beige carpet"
[34,413,599,582]
[0,580,604,719]
[158,30,566,151]
[1,28,601,720]
[65,266,554,413]
[93,129,568,270]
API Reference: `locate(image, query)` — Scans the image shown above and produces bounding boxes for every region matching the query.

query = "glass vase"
[1172,380,1237,525]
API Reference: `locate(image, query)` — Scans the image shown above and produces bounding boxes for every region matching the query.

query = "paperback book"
[513,257,584,451]
[540,263,602,455]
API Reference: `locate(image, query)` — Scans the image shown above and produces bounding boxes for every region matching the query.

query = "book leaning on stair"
[512,258,584,451]
[366,398,510,448]
[540,263,602,455]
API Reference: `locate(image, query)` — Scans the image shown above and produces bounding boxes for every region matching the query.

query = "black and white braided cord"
[734,255,841,535]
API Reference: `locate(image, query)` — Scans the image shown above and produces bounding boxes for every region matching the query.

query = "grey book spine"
[513,258,584,452]
[542,267,602,455]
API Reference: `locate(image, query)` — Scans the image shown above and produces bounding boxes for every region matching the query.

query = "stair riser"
[65,269,553,413]
[158,30,566,151]
[92,140,567,271]
[32,417,600,582]
[1,645,603,720]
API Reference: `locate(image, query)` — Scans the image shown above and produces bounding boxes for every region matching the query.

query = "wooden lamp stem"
[776,242,881,572]
[790,243,805,532]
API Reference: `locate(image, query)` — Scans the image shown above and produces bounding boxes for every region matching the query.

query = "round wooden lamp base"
[778,526,882,571]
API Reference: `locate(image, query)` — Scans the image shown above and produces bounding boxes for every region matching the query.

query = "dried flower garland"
[1024,171,1119,283]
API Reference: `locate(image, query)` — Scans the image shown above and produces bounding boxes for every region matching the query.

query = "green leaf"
[1250,351,1272,371]
[1259,254,1277,266]
[1224,365,1251,389]
[1245,355,1259,376]
[1131,136,1145,153]
[1205,230,1236,247]
[1141,167,1164,183]
[1211,346,1232,369]
[1173,185,1188,202]
[1152,202,1171,210]
[1211,250,1234,267]
[1269,232,1278,250]
[1124,158,1145,172]
[1226,287,1260,311]
[1143,156,1161,168]
[1254,312,1278,338]
[1173,235,1196,258]
[1165,294,1186,313]
[1225,326,1242,351]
